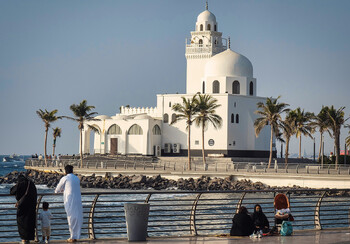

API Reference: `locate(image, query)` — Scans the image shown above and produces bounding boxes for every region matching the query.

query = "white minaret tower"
[185,2,226,94]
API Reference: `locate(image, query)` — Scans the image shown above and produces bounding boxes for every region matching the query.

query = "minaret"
[185,4,226,94]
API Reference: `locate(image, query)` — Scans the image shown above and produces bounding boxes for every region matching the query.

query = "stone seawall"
[0,169,310,192]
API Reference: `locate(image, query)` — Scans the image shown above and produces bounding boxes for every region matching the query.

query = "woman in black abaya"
[10,174,37,244]
[251,204,270,234]
[230,206,254,236]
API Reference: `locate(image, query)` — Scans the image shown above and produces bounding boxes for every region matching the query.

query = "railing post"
[190,193,202,236]
[236,192,246,214]
[145,193,152,203]
[88,194,100,239]
[35,196,43,242]
[315,191,326,230]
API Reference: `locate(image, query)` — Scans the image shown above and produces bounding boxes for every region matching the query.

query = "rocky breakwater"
[1,170,349,196]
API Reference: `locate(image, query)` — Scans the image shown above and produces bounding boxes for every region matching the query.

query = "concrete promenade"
[7,229,350,244]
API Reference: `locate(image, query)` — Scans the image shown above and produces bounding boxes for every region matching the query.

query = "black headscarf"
[10,174,37,241]
[251,204,269,228]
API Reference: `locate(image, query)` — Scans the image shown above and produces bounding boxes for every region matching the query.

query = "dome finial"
[228,37,231,50]
[206,0,208,10]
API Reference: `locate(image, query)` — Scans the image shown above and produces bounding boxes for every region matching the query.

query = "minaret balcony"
[185,45,226,55]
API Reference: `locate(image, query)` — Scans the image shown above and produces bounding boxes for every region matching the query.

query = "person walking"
[38,202,53,243]
[55,165,83,242]
[10,174,37,244]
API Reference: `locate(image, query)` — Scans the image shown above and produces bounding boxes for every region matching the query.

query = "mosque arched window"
[231,114,234,123]
[214,39,217,45]
[214,25,217,31]
[202,81,205,93]
[213,80,220,93]
[207,24,211,31]
[233,80,240,94]
[171,113,177,123]
[200,24,203,31]
[152,125,161,135]
[199,39,203,47]
[169,102,171,107]
[107,124,122,135]
[163,113,169,123]
[236,114,239,124]
[249,81,254,95]
[128,124,143,135]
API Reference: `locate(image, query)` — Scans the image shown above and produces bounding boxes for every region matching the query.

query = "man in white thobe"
[55,165,83,242]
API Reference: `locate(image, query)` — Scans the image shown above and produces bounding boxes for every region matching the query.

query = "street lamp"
[313,137,315,162]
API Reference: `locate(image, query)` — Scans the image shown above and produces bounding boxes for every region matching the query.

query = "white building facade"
[83,5,274,158]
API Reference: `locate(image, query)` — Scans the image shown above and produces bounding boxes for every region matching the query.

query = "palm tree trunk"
[268,126,273,168]
[299,136,302,158]
[285,137,290,168]
[44,126,48,167]
[53,138,56,156]
[335,131,340,168]
[318,132,323,161]
[188,123,191,170]
[201,121,206,167]
[80,127,83,168]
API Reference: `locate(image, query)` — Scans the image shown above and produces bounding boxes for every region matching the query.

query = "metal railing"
[1,189,350,243]
[26,158,350,175]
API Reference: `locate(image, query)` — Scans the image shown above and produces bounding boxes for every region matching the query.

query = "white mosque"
[82,4,274,158]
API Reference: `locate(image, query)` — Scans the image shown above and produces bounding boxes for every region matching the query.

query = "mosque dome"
[205,49,253,78]
[95,115,111,120]
[111,115,127,120]
[134,114,151,120]
[197,10,216,23]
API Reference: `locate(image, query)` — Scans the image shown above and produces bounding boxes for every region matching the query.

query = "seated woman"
[230,206,254,236]
[273,194,294,232]
[251,204,270,234]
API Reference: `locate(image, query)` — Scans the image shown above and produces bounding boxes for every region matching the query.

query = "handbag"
[280,221,293,236]
[15,180,30,208]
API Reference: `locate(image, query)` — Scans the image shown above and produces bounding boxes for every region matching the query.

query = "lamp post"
[321,136,324,167]
[313,137,315,162]
[345,143,347,165]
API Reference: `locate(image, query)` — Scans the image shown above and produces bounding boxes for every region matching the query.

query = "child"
[38,202,53,243]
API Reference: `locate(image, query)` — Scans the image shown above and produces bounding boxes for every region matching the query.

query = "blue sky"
[0,0,349,156]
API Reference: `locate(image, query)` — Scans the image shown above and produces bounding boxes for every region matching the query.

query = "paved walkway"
[10,229,350,244]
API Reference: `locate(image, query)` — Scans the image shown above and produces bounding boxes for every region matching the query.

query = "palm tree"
[52,127,62,156]
[325,106,347,167]
[64,100,99,168]
[309,106,331,160]
[289,108,313,158]
[254,96,289,168]
[280,111,296,167]
[36,109,62,166]
[193,94,222,166]
[171,95,198,170]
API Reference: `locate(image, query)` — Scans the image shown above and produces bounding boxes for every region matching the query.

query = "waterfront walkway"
[6,229,350,243]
